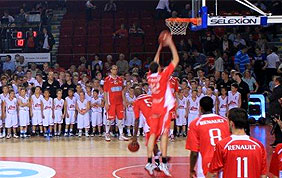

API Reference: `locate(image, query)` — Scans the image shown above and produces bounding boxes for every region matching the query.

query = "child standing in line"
[64,89,76,137]
[176,89,188,137]
[54,89,64,136]
[125,87,136,137]
[42,89,54,137]
[30,86,43,136]
[217,87,228,117]
[3,90,18,139]
[91,89,104,136]
[0,85,10,137]
[206,86,217,113]
[228,83,241,110]
[18,88,30,138]
[76,91,90,137]
[187,90,200,127]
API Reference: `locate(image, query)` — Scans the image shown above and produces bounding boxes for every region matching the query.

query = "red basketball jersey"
[133,94,152,121]
[270,143,282,177]
[169,76,179,95]
[186,114,230,175]
[209,135,267,178]
[104,75,123,105]
[147,63,175,114]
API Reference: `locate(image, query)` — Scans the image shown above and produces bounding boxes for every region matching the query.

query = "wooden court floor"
[0,126,276,178]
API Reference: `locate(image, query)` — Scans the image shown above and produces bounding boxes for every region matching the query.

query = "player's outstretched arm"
[168,38,179,68]
[132,118,139,144]
[154,44,162,64]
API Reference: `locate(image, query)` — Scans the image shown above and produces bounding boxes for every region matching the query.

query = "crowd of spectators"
[1,2,53,27]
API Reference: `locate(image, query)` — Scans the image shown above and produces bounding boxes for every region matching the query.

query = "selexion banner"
[208,16,266,26]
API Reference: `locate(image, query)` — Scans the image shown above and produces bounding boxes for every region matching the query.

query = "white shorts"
[19,110,30,127]
[32,110,43,126]
[5,113,18,128]
[176,109,187,126]
[103,109,107,125]
[219,111,227,117]
[91,112,102,127]
[77,112,90,129]
[125,111,134,126]
[138,113,146,128]
[188,112,198,127]
[65,110,76,125]
[54,110,63,124]
[43,110,54,127]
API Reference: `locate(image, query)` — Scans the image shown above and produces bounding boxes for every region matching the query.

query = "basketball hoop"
[165,18,202,35]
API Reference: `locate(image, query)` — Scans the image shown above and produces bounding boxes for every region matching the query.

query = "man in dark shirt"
[61,72,76,99]
[216,71,233,91]
[42,71,60,98]
[233,72,250,111]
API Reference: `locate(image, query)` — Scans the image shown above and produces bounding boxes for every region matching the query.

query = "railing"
[55,51,176,66]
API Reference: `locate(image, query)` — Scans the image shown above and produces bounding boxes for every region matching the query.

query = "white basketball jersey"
[77,99,88,111]
[188,97,199,114]
[74,92,80,101]
[54,98,64,111]
[218,95,228,112]
[126,95,136,112]
[85,92,92,102]
[228,91,240,109]
[197,93,205,100]
[66,97,76,111]
[32,95,43,111]
[42,98,53,111]
[0,93,9,101]
[177,97,187,109]
[18,96,29,111]
[5,98,17,114]
[91,97,102,112]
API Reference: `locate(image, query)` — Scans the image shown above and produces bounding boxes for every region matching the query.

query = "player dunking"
[186,96,230,178]
[207,108,267,178]
[104,65,128,141]
[147,31,179,176]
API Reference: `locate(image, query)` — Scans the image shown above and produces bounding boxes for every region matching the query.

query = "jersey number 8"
[208,129,222,146]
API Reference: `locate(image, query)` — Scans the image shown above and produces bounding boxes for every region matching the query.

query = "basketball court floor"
[0,126,275,178]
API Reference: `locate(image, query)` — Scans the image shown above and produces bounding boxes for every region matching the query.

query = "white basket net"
[165,20,189,35]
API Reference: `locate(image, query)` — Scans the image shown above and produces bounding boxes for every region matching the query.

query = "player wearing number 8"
[207,108,267,178]
[186,96,230,178]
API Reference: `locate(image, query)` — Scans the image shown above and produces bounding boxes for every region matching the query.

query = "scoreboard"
[0,27,38,52]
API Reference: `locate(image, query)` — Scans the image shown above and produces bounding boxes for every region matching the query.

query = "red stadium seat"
[73,46,86,54]
[87,45,100,53]
[128,18,140,26]
[58,45,72,54]
[127,11,139,18]
[129,36,143,46]
[87,37,100,46]
[130,46,144,53]
[73,37,86,46]
[59,37,72,46]
[100,43,113,53]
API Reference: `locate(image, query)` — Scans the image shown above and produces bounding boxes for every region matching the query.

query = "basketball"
[158,30,171,46]
[128,141,140,152]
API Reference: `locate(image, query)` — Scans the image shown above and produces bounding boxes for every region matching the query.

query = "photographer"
[270,76,282,147]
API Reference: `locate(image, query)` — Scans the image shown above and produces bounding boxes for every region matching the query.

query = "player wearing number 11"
[207,108,267,178]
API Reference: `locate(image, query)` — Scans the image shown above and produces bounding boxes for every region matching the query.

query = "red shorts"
[107,104,124,120]
[149,107,171,137]
[169,107,176,120]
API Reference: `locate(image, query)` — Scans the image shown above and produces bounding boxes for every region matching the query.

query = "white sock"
[170,129,174,136]
[105,120,111,134]
[117,120,123,136]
